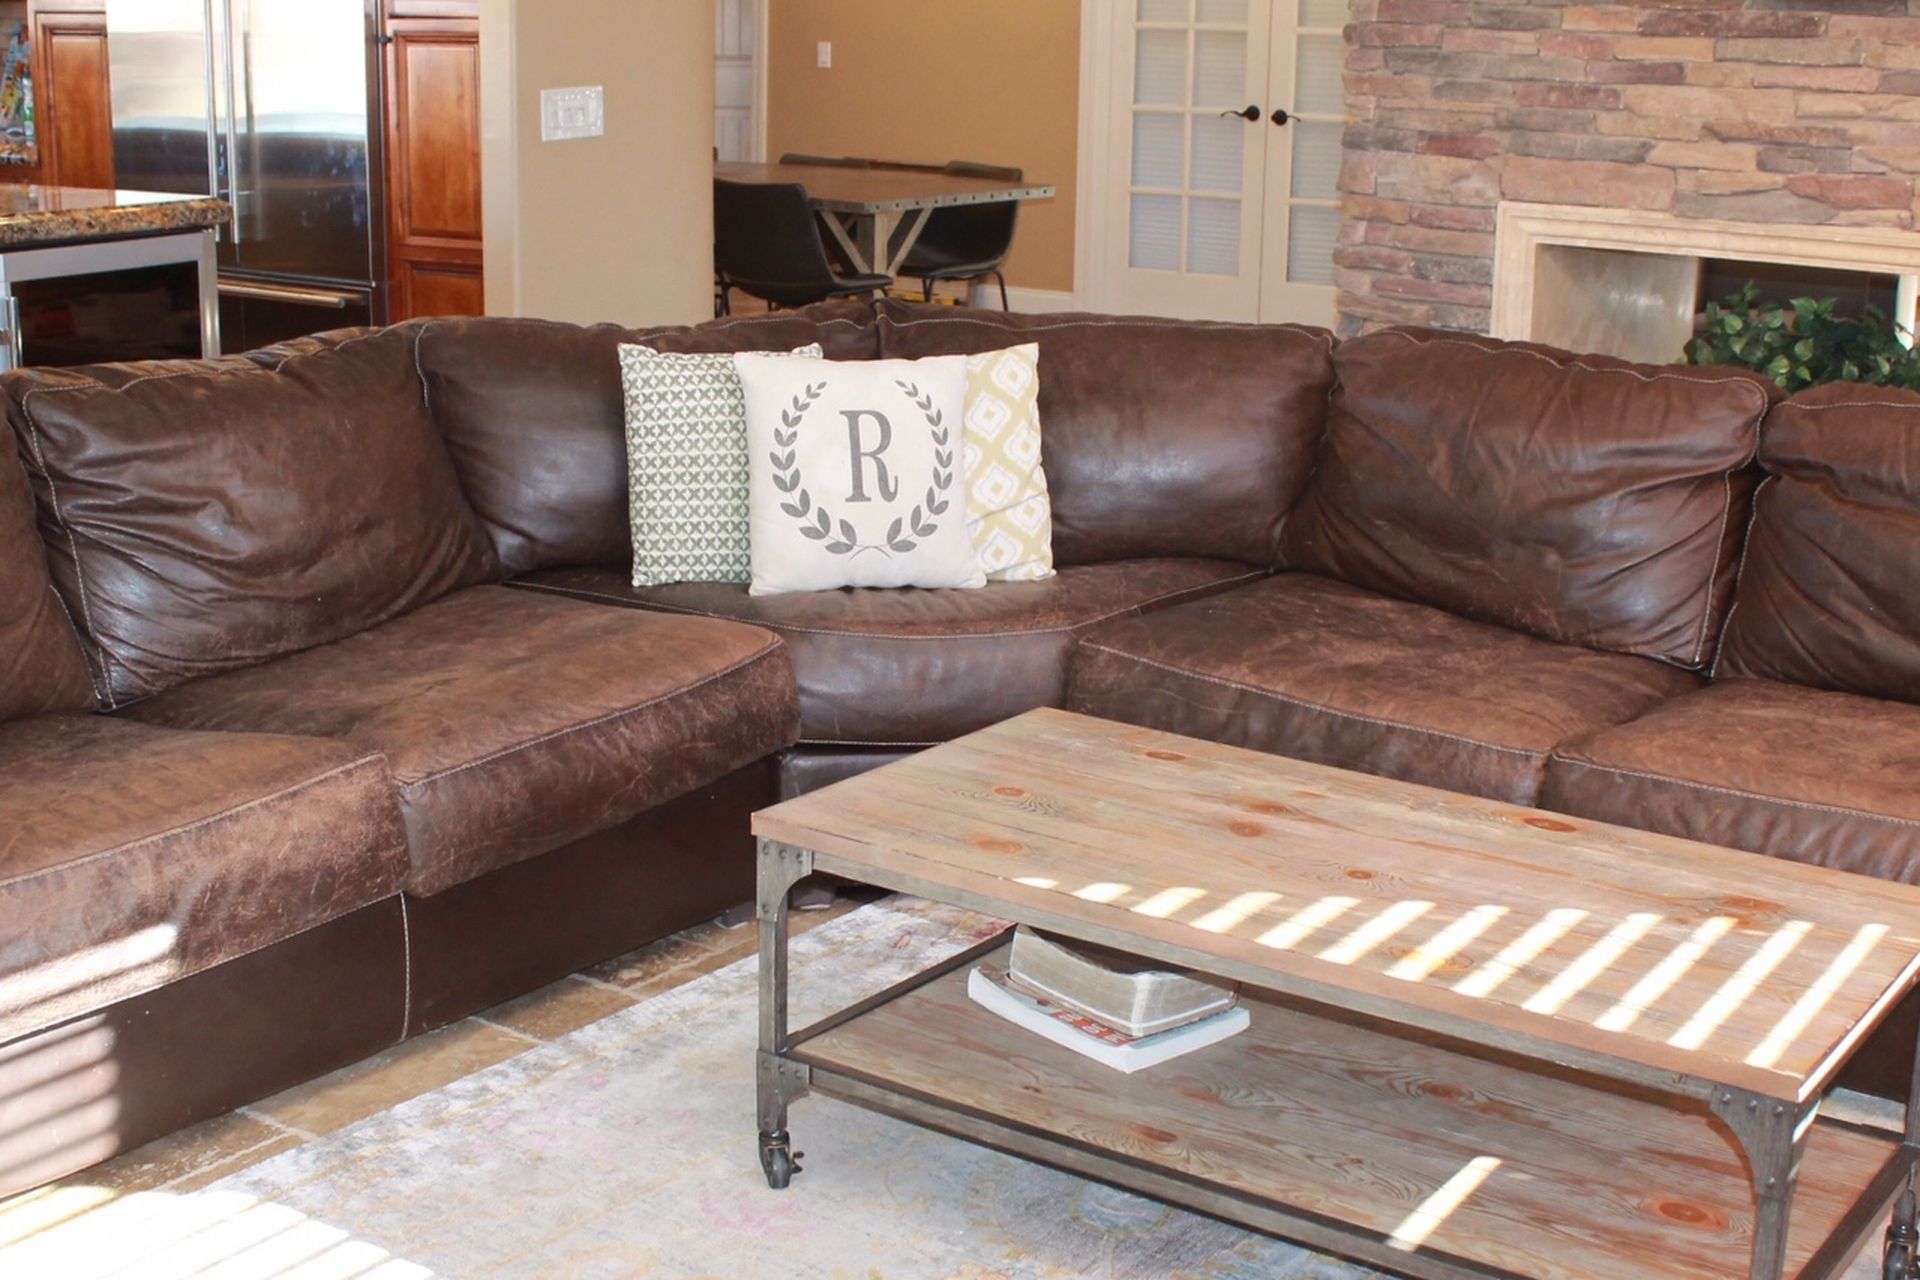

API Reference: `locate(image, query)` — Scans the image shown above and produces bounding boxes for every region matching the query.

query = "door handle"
[1220,104,1260,122]
[1271,108,1292,127]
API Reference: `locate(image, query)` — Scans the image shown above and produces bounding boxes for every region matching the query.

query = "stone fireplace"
[1336,0,1920,352]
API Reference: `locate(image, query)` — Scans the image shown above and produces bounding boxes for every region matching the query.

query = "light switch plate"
[540,86,604,142]
[816,41,832,69]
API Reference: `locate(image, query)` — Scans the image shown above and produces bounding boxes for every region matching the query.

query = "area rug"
[2,898,1384,1279]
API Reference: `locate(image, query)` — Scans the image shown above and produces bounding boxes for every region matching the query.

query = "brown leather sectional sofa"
[1,297,1913,1198]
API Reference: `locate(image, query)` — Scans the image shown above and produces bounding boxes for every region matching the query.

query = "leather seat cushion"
[512,558,1264,745]
[0,447,95,720]
[0,714,406,1042]
[4,327,497,708]
[1068,573,1702,805]
[124,586,800,895]
[415,302,879,577]
[1542,679,1920,883]
[1281,328,1773,669]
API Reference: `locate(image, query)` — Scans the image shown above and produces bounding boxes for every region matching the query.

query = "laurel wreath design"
[769,378,953,557]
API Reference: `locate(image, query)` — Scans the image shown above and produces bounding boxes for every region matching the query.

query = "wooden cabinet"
[382,4,483,319]
[22,0,113,190]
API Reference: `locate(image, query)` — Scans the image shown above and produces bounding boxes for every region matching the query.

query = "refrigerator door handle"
[222,0,243,245]
[202,0,221,213]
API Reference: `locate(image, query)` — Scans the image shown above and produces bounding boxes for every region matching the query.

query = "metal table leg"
[1712,1087,1816,1280]
[756,838,814,1190]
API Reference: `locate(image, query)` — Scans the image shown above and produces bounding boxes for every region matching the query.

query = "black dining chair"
[897,161,1024,310]
[713,179,891,315]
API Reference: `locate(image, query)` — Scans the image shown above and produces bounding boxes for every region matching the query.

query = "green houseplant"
[1681,282,1920,392]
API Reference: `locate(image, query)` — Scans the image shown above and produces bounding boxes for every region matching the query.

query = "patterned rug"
[1,899,1384,1279]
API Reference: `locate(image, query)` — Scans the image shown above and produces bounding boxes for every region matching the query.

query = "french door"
[1092,0,1343,325]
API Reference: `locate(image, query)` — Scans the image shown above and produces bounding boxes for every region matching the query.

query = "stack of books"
[967,926,1248,1073]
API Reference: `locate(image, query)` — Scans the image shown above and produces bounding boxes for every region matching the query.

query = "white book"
[966,965,1250,1075]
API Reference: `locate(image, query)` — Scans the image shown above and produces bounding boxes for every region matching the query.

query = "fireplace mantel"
[1491,202,1920,365]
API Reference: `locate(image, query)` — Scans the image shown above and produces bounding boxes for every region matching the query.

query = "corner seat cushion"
[510,559,1264,745]
[1067,573,1702,805]
[0,715,406,1043]
[1542,679,1920,883]
[874,300,1337,567]
[123,585,800,896]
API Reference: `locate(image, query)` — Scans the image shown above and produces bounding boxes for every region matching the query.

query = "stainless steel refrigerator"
[106,0,385,351]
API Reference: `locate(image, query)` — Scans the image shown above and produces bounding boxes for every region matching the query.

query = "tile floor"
[0,889,1899,1279]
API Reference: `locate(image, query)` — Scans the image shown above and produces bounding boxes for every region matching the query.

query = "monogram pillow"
[964,344,1054,582]
[619,342,822,587]
[734,354,987,595]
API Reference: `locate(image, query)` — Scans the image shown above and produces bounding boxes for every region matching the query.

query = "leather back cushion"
[876,300,1334,567]
[1718,386,1920,700]
[0,445,96,717]
[418,302,880,576]
[1281,328,1773,669]
[5,326,494,708]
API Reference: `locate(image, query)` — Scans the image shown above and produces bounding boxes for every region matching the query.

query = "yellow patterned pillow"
[962,343,1054,582]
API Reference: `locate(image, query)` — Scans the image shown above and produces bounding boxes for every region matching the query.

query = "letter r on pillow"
[841,409,899,504]
[840,412,898,506]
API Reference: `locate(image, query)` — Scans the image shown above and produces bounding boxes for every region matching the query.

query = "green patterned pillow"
[619,343,822,586]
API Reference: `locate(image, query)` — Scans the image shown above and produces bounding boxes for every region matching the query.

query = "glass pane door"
[1259,0,1341,326]
[1105,0,1271,321]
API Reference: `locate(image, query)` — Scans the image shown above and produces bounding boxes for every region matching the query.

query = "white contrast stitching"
[397,893,413,1039]
[394,637,786,788]
[1547,753,1920,832]
[1076,641,1538,758]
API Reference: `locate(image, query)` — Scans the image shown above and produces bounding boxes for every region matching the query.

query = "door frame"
[1072,0,1117,312]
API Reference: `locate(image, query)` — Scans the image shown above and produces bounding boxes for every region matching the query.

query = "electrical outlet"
[816,41,832,69]
[540,86,605,143]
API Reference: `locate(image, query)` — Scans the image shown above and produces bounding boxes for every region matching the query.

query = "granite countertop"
[0,186,232,248]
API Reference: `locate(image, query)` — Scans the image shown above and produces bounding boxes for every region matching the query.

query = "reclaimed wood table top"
[715,161,1056,214]
[754,707,1920,1104]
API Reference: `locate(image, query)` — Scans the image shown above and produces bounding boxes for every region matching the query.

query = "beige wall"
[480,0,713,326]
[766,0,1081,296]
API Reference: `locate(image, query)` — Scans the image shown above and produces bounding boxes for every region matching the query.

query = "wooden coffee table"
[750,708,1920,1280]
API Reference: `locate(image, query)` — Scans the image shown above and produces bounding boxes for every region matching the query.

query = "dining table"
[715,160,1057,278]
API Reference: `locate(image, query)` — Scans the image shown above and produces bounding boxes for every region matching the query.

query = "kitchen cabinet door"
[383,13,483,320]
[30,3,114,189]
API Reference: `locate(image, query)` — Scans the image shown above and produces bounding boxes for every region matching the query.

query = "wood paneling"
[382,13,483,320]
[14,2,112,190]
[400,258,482,318]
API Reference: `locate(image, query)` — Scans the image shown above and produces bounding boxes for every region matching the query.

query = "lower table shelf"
[789,944,1911,1280]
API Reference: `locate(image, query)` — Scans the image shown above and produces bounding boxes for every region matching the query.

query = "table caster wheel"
[1887,1187,1917,1280]
[759,1130,804,1190]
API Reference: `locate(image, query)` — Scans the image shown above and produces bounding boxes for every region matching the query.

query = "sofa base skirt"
[403,758,776,1034]
[0,899,408,1200]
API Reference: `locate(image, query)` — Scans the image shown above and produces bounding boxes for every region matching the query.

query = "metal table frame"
[754,837,1920,1280]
